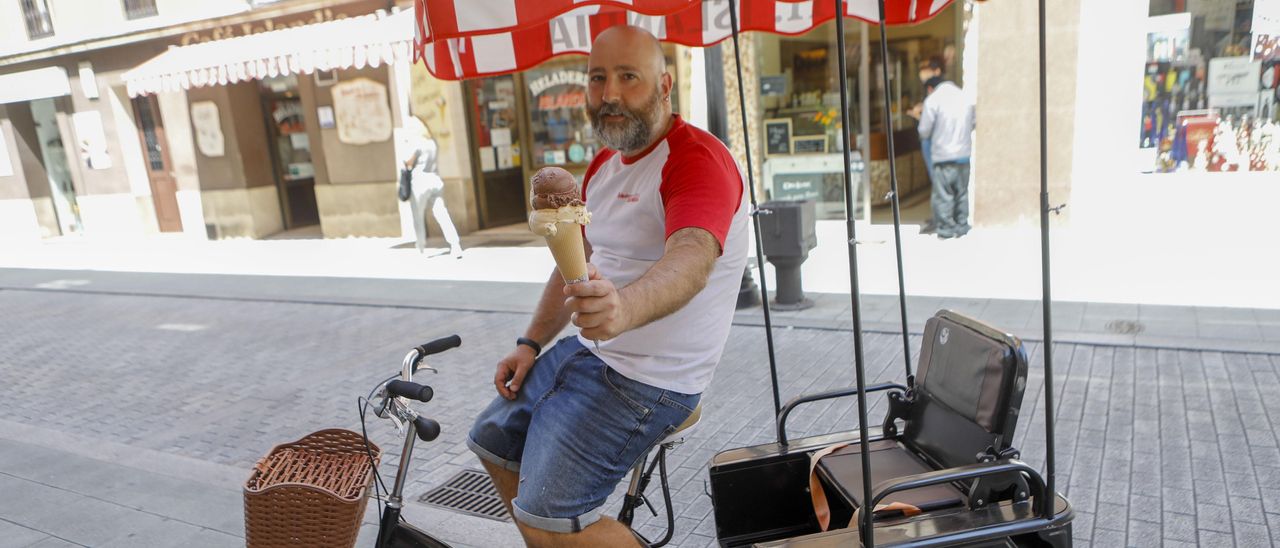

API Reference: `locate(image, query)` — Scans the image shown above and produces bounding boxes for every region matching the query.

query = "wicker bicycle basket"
[244,428,381,547]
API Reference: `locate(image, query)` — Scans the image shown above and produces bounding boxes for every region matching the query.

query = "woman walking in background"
[403,116,463,257]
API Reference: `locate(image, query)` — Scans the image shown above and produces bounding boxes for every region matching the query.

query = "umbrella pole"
[727,0,783,422]
[1037,0,1058,513]
[836,0,875,545]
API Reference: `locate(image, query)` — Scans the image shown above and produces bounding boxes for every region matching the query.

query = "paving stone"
[1126,519,1162,548]
[1162,512,1197,543]
[1198,529,1236,547]
[1091,527,1126,547]
[0,519,49,548]
[1233,521,1273,548]
[1196,503,1234,533]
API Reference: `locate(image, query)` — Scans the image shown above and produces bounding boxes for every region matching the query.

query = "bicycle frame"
[373,349,452,548]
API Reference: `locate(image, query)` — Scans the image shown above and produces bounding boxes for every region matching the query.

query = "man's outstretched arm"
[566,227,719,341]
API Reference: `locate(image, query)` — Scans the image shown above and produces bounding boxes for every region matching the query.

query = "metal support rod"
[877,8,914,387]
[728,0,784,422]
[836,1,875,545]
[1036,0,1058,504]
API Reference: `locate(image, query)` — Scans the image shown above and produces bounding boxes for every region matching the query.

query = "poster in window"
[1255,0,1280,61]
[71,111,112,169]
[332,78,393,145]
[764,118,792,155]
[190,101,225,157]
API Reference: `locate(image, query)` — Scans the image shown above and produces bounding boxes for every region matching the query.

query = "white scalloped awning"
[124,9,413,97]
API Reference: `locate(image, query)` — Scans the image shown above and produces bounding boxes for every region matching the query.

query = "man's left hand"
[564,264,629,341]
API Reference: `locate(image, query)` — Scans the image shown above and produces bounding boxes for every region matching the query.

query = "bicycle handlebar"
[416,335,461,358]
[414,416,441,442]
[386,380,433,402]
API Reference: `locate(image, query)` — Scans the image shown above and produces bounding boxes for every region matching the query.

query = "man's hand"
[493,344,537,400]
[565,265,630,341]
[907,102,924,120]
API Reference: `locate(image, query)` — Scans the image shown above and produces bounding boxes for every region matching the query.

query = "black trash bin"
[758,199,817,310]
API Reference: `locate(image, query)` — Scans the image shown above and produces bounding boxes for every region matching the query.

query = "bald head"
[586,26,673,154]
[589,25,666,76]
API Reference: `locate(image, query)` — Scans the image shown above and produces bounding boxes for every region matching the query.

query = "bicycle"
[358,334,699,548]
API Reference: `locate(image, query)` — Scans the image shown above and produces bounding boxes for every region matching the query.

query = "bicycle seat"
[658,403,702,446]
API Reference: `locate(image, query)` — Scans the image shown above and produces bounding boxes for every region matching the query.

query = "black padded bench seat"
[812,310,1030,528]
[816,440,965,514]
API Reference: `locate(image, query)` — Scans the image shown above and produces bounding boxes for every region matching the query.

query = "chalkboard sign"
[791,136,827,154]
[764,118,792,155]
[772,172,823,201]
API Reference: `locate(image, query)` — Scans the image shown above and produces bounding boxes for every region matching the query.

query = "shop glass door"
[467,75,526,228]
[260,76,319,229]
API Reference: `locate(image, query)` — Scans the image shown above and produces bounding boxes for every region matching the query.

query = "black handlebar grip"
[416,335,461,357]
[386,380,434,402]
[414,416,441,442]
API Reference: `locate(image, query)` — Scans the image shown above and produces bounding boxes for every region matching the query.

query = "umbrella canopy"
[413,0,955,80]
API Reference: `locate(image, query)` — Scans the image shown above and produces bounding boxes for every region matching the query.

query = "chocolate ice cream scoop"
[530,167,584,209]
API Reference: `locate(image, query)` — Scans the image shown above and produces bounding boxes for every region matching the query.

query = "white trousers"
[410,173,461,253]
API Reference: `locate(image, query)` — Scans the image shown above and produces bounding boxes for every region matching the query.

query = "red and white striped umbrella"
[413,0,955,80]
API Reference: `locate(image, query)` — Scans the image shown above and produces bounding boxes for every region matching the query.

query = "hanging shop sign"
[332,78,393,145]
[71,111,112,170]
[529,70,589,111]
[179,8,351,46]
[190,101,226,158]
[528,70,588,96]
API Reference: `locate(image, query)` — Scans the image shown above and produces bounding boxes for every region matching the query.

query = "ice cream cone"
[544,222,588,284]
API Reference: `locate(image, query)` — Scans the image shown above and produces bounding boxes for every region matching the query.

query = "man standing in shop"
[913,56,974,239]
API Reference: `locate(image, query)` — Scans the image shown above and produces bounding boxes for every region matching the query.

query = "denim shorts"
[467,336,700,533]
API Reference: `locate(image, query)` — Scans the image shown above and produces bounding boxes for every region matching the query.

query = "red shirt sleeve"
[659,143,743,254]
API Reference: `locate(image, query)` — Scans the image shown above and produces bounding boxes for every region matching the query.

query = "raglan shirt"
[577,115,749,394]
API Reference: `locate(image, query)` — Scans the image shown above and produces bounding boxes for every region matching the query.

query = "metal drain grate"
[418,469,511,521]
[1105,319,1145,335]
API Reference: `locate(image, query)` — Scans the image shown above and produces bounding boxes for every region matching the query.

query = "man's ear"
[662,72,673,102]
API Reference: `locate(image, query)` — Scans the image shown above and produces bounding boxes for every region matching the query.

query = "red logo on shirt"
[617,192,640,203]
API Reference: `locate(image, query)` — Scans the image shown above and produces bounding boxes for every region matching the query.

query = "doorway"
[259,76,319,229]
[30,98,81,236]
[131,95,183,232]
[465,75,527,228]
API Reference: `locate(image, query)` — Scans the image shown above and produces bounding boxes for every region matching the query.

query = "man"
[909,66,940,235]
[467,26,749,548]
[914,56,975,239]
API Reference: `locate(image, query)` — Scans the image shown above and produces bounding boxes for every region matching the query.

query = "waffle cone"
[544,226,588,284]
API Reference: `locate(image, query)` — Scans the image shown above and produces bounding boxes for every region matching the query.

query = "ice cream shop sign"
[529,70,588,111]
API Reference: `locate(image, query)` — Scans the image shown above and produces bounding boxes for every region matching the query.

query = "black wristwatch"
[516,337,542,357]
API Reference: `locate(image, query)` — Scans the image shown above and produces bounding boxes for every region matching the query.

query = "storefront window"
[525,60,596,171]
[523,48,680,172]
[1141,0,1280,173]
[755,13,960,220]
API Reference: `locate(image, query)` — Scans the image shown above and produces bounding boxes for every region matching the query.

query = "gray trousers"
[930,162,971,237]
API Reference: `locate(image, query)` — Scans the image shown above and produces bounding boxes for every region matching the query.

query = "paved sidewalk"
[1,225,1277,547]
[2,267,1275,355]
[1,276,1278,547]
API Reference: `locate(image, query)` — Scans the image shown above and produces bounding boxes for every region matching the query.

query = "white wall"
[0,0,249,59]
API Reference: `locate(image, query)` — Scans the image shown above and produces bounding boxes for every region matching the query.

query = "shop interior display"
[1142,0,1280,173]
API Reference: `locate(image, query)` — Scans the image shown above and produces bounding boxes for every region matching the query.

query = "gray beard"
[590,92,662,154]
